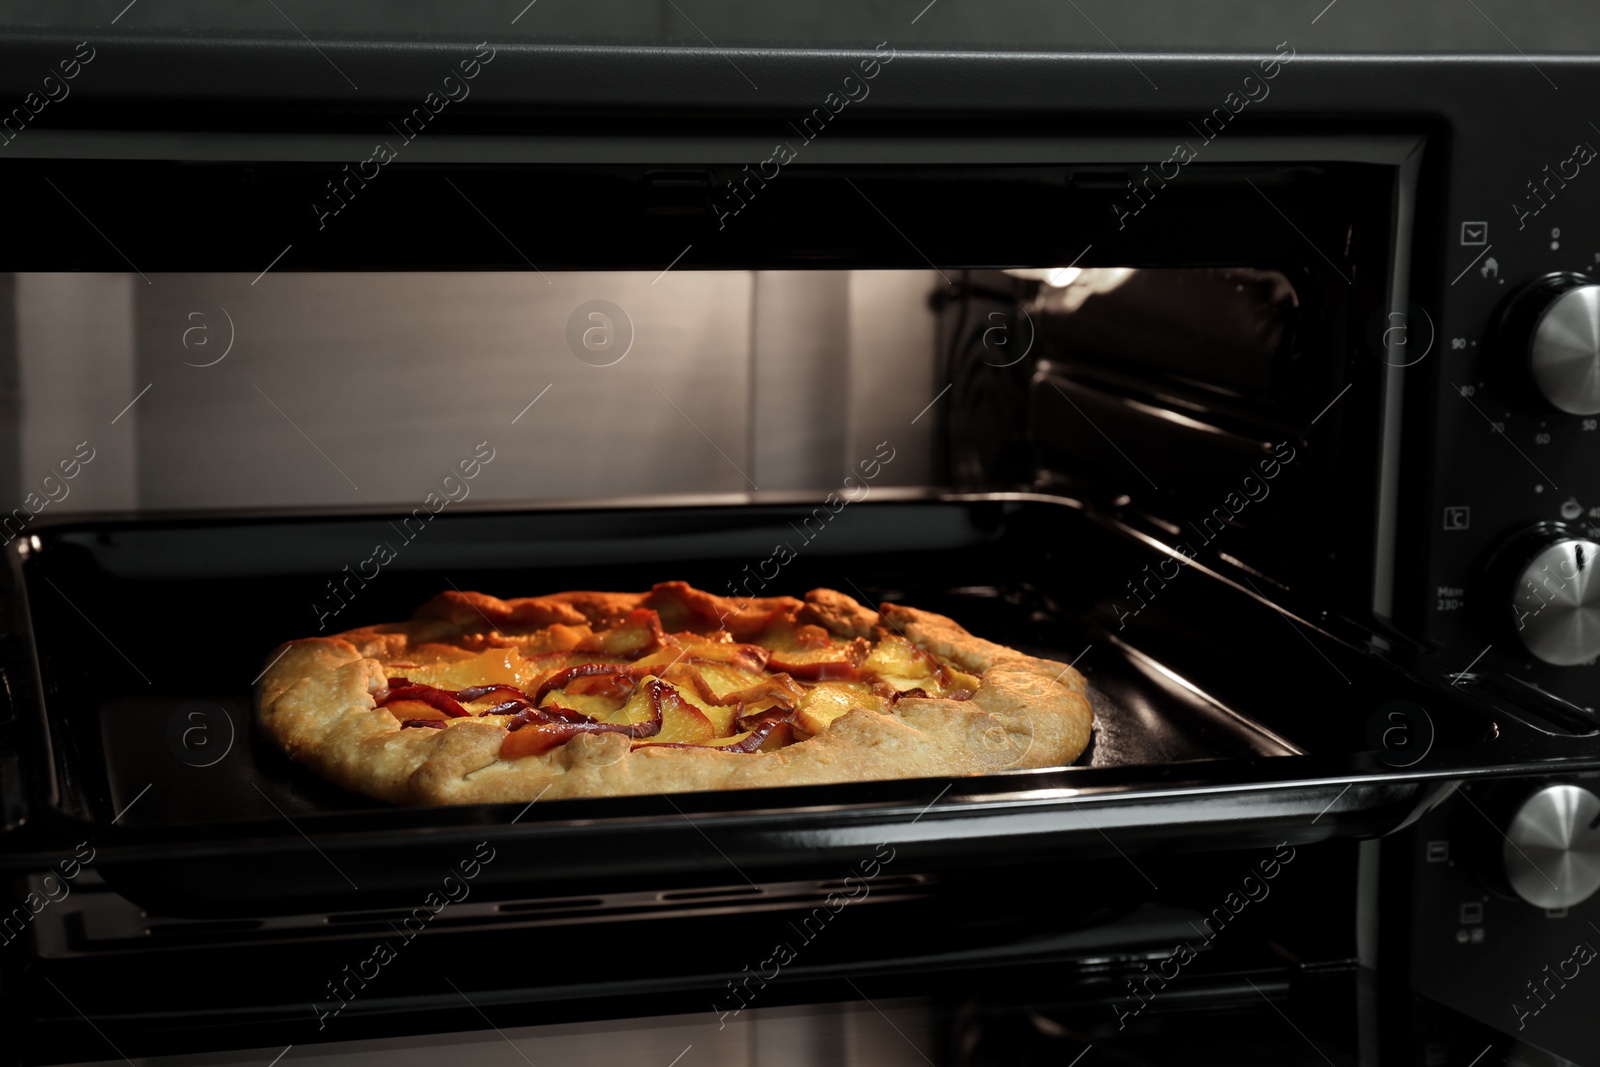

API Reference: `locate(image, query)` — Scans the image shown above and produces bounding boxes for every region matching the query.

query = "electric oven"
[3,28,1600,1067]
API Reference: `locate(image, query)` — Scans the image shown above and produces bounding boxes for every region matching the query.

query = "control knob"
[1505,530,1600,666]
[1501,784,1600,909]
[1501,273,1600,415]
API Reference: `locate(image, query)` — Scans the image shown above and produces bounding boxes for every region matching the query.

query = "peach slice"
[756,722,793,752]
[943,665,983,693]
[397,646,533,691]
[382,698,454,722]
[759,622,837,651]
[693,663,773,699]
[514,622,591,654]
[862,632,937,679]
[637,704,715,746]
[628,679,716,746]
[631,637,768,676]
[682,638,770,671]
[601,679,657,726]
[763,632,869,679]
[757,622,868,679]
[795,682,887,735]
[660,675,738,735]
[694,721,793,751]
[540,691,623,720]
[575,608,669,658]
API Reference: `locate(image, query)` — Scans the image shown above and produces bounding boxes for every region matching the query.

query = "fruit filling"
[374,607,978,759]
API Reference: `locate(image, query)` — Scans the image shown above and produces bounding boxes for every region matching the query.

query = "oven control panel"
[1406,779,1600,1066]
[1422,257,1600,711]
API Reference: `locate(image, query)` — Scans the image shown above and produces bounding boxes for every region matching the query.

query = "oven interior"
[11,492,1493,915]
[0,154,1497,909]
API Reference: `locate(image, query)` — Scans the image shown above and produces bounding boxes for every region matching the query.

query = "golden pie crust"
[255,582,1093,805]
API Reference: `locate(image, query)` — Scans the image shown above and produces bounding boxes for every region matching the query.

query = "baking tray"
[0,496,1493,914]
[90,631,1286,828]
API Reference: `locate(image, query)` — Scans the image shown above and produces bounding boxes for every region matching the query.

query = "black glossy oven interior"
[2,496,1466,1063]
[0,149,1455,948]
[14,841,1378,1064]
[1,496,1493,920]
[29,497,1287,826]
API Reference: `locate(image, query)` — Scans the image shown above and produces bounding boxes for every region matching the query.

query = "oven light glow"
[1025,266,1139,313]
[1003,266,1088,286]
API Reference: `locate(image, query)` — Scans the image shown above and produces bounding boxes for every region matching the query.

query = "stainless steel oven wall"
[3,269,937,514]
[753,269,937,491]
[845,269,939,485]
[131,270,754,511]
[11,273,139,515]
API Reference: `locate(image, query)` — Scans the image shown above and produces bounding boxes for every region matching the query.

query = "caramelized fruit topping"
[391,602,981,759]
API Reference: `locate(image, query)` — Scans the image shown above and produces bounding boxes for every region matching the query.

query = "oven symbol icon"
[1461,221,1488,246]
[1444,506,1470,530]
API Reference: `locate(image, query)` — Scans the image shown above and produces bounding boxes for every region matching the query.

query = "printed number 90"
[1451,337,1467,350]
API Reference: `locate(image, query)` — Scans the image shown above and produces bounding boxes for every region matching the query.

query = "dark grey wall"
[0,0,1597,54]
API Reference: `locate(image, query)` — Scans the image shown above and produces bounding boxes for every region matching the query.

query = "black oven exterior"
[1,35,1600,1066]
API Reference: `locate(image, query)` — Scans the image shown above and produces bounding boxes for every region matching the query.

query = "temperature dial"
[1503,273,1600,414]
[1510,537,1600,666]
[1501,784,1600,909]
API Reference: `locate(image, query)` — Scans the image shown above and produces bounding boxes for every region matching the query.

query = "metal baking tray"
[0,496,1512,915]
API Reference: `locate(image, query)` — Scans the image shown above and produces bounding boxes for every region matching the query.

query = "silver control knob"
[1511,538,1600,666]
[1503,784,1600,909]
[1529,283,1600,415]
